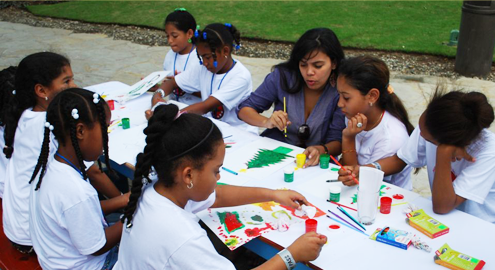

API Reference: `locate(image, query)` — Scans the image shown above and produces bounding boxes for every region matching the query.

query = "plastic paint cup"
[320,154,330,169]
[107,100,115,110]
[296,154,306,168]
[122,117,130,129]
[284,167,294,183]
[305,218,318,233]
[380,196,392,214]
[329,186,341,202]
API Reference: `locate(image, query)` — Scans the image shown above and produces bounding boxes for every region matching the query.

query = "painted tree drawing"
[246,148,292,169]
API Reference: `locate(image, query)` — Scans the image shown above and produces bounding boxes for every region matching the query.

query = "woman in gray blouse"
[237,28,346,167]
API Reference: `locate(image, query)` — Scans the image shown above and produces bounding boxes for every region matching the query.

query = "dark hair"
[425,88,494,147]
[164,9,197,33]
[275,28,345,94]
[192,23,241,66]
[30,88,111,190]
[338,55,415,135]
[0,66,17,126]
[121,104,222,228]
[3,52,70,159]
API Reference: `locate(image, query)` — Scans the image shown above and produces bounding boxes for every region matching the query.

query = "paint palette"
[197,201,325,250]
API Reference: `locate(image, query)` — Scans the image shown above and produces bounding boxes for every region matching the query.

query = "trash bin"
[455,1,495,77]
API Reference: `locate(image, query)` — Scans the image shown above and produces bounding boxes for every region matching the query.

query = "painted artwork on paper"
[104,71,168,102]
[222,137,301,177]
[197,201,325,250]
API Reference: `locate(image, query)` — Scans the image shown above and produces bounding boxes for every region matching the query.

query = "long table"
[88,82,495,270]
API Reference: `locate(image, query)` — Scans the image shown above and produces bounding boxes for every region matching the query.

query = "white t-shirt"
[398,126,495,223]
[351,111,412,190]
[163,48,203,105]
[175,59,257,133]
[29,159,108,270]
[114,185,236,270]
[0,126,7,198]
[2,109,57,245]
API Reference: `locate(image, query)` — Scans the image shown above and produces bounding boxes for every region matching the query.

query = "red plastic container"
[380,196,392,214]
[108,100,115,110]
[305,219,318,233]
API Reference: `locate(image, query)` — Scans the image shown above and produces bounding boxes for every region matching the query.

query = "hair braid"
[96,101,112,174]
[29,127,51,190]
[69,118,88,179]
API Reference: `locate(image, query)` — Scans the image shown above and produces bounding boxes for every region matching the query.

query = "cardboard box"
[434,243,485,270]
[406,209,449,239]
[369,227,412,250]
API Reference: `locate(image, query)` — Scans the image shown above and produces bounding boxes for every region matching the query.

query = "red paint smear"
[222,212,244,233]
[393,194,404,200]
[279,203,325,219]
[217,226,222,230]
[245,223,273,237]
[329,225,340,229]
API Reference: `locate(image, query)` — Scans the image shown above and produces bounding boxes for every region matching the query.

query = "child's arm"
[92,221,123,256]
[181,96,223,115]
[100,192,130,215]
[302,141,341,168]
[431,145,471,214]
[211,185,307,209]
[338,154,407,186]
[157,77,179,96]
[341,113,367,166]
[87,164,121,198]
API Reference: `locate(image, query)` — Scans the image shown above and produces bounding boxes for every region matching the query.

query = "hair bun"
[462,92,494,129]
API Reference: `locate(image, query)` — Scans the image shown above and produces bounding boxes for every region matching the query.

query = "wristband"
[278,249,296,270]
[320,144,329,154]
[151,101,168,112]
[371,161,382,171]
[155,89,165,98]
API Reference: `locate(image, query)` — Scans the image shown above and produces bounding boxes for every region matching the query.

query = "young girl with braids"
[29,88,126,269]
[162,8,202,105]
[336,56,414,189]
[338,88,495,222]
[1,52,122,254]
[114,104,327,270]
[238,28,346,167]
[0,66,16,198]
[153,23,257,133]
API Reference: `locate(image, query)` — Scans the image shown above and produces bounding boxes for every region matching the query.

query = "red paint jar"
[305,219,318,233]
[108,100,115,110]
[380,196,392,214]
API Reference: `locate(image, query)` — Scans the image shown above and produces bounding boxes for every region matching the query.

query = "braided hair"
[29,88,111,190]
[0,66,17,126]
[192,23,241,67]
[3,52,70,159]
[121,104,222,228]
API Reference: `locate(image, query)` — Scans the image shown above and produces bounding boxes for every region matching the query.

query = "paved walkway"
[2,21,495,197]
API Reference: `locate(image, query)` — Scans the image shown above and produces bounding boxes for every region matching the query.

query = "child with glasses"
[237,28,346,167]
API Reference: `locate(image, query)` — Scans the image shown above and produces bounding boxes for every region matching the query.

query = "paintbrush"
[326,215,368,236]
[326,200,357,211]
[329,155,359,185]
[327,210,366,234]
[337,206,366,231]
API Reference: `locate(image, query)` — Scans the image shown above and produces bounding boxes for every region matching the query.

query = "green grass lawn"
[26,1,495,60]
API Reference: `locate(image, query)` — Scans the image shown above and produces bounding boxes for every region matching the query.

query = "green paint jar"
[284,167,294,182]
[122,117,130,129]
[320,154,330,169]
[329,186,341,202]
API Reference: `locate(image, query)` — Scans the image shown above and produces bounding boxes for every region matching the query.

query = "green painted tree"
[246,148,292,169]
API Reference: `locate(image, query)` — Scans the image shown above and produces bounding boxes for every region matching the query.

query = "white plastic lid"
[329,186,342,193]
[284,167,294,174]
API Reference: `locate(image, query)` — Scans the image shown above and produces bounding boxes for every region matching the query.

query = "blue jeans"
[101,245,119,270]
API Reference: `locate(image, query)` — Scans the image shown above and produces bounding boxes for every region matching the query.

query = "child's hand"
[343,113,367,138]
[302,146,321,168]
[338,165,360,186]
[287,232,327,262]
[145,109,153,120]
[263,110,291,131]
[273,190,309,210]
[437,145,476,163]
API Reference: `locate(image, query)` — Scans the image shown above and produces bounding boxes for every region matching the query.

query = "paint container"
[380,196,392,214]
[329,186,341,202]
[305,218,318,233]
[283,167,294,183]
[393,194,404,201]
[107,100,115,110]
[296,154,306,168]
[122,117,130,129]
[319,154,330,169]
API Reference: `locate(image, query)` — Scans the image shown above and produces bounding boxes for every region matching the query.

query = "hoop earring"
[188,38,192,43]
[187,182,193,189]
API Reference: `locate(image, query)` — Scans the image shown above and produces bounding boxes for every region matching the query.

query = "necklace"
[210,60,236,95]
[55,152,84,179]
[173,44,195,74]
[359,110,385,146]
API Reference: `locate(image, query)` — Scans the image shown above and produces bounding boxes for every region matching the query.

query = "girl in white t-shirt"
[336,56,414,189]
[2,52,122,254]
[114,104,327,270]
[154,23,256,132]
[338,88,495,223]
[162,8,202,105]
[29,88,127,269]
[0,66,16,198]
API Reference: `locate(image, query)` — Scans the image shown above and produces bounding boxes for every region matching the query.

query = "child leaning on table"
[114,104,327,270]
[29,88,127,269]
[338,87,495,223]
